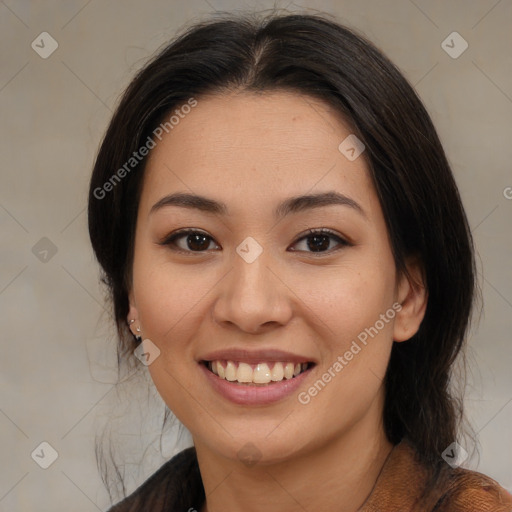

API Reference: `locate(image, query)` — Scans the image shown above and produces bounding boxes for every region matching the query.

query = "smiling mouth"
[203,360,314,386]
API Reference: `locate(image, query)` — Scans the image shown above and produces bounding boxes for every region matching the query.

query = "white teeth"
[236,362,253,383]
[253,363,271,384]
[271,362,284,381]
[225,361,237,381]
[284,362,294,379]
[208,360,309,385]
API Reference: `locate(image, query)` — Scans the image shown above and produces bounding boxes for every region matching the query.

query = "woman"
[88,12,512,512]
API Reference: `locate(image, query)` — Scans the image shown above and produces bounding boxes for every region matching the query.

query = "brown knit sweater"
[108,439,512,511]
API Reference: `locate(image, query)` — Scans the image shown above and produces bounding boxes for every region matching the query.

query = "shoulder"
[368,439,512,512]
[433,466,512,512]
[106,447,204,512]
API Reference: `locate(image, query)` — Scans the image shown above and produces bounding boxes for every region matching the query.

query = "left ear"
[393,255,428,342]
[127,290,141,338]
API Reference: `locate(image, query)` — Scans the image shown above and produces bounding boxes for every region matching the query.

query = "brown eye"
[290,229,349,254]
[161,230,220,252]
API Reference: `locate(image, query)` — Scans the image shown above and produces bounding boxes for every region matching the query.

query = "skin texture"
[127,91,427,512]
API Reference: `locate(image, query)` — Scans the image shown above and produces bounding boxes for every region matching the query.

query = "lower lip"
[199,363,313,406]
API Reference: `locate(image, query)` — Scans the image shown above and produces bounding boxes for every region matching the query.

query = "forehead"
[142,91,375,212]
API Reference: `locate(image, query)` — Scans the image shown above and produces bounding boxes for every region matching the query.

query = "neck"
[195,396,393,512]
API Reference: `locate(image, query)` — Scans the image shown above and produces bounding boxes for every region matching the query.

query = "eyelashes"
[160,229,219,252]
[290,228,350,253]
[158,228,351,256]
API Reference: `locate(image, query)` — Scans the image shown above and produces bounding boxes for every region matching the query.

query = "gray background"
[1,0,511,510]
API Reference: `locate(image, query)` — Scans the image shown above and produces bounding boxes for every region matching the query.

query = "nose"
[211,246,293,334]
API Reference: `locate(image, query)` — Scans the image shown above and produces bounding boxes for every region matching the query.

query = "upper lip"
[199,348,316,365]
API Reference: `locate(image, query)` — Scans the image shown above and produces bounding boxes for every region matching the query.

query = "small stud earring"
[128,319,142,341]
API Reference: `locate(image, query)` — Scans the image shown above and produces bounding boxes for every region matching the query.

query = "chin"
[193,426,315,468]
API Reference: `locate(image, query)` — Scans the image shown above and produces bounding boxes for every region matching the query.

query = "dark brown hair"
[88,11,476,499]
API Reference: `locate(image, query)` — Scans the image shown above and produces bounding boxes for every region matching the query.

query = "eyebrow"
[150,191,367,220]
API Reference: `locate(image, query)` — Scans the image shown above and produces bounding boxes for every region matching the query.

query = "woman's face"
[128,91,425,464]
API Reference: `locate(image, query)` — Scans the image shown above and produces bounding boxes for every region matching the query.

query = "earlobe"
[393,256,428,343]
[127,295,141,338]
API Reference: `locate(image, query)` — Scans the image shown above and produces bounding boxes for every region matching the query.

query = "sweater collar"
[358,439,442,511]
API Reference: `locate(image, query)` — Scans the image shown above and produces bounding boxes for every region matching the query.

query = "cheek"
[294,262,397,435]
[132,253,214,342]
[292,254,397,352]
[132,259,213,422]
